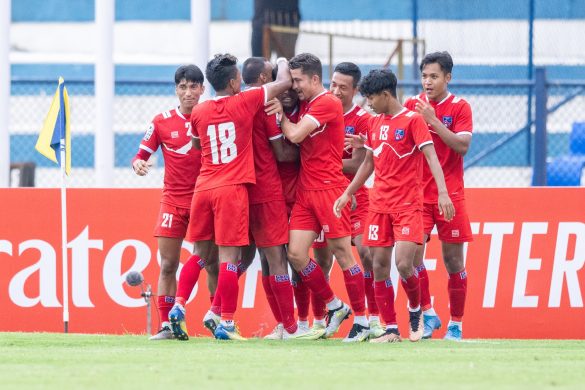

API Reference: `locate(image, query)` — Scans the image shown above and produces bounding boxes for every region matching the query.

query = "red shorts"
[312,187,369,249]
[351,188,369,238]
[423,198,473,243]
[290,187,350,239]
[187,184,249,246]
[153,203,190,238]
[249,200,289,247]
[362,209,424,247]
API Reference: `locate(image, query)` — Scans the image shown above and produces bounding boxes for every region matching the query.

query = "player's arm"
[279,114,319,144]
[192,136,201,150]
[343,145,366,175]
[270,137,299,162]
[131,148,152,176]
[263,58,293,102]
[421,144,455,221]
[415,98,471,155]
[334,149,374,217]
[132,121,159,176]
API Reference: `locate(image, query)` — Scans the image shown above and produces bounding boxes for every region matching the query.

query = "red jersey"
[343,104,371,198]
[364,108,433,213]
[404,92,473,203]
[297,90,348,190]
[190,87,267,192]
[277,108,301,205]
[248,108,285,204]
[139,107,200,208]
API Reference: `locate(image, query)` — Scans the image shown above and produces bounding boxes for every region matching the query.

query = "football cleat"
[264,323,284,340]
[168,304,189,341]
[369,327,401,343]
[368,319,386,339]
[444,324,463,341]
[283,326,326,340]
[422,314,442,339]
[297,321,310,333]
[342,323,370,342]
[408,308,424,342]
[149,323,175,340]
[202,310,220,337]
[214,323,247,341]
[324,302,352,338]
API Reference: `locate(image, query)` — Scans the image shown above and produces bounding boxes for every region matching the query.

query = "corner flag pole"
[60,139,69,333]
[34,77,71,333]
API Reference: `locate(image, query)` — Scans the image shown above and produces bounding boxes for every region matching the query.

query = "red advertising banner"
[0,188,583,338]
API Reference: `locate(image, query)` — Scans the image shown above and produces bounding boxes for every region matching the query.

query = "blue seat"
[546,156,585,186]
[570,122,585,156]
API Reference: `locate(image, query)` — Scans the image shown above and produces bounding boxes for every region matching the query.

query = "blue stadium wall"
[12,0,585,21]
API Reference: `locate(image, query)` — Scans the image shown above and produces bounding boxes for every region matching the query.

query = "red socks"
[417,264,432,311]
[311,288,327,320]
[342,264,366,316]
[298,258,335,304]
[292,278,310,321]
[363,270,378,316]
[374,279,396,325]
[262,275,282,323]
[269,274,297,334]
[157,295,175,322]
[448,269,467,321]
[400,273,421,310]
[216,262,239,320]
[175,254,205,307]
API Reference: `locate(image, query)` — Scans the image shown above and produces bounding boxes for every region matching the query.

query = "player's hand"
[344,134,366,151]
[265,98,283,116]
[437,192,455,222]
[350,195,357,211]
[132,159,152,176]
[415,97,437,124]
[333,192,351,218]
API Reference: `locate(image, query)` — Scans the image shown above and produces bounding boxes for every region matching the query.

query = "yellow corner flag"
[35,77,71,175]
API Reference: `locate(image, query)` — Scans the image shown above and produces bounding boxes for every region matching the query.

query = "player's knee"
[372,260,389,280]
[395,259,413,278]
[358,248,373,270]
[159,258,179,278]
[286,247,304,269]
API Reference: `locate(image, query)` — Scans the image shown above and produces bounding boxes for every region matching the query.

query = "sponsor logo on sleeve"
[144,123,155,141]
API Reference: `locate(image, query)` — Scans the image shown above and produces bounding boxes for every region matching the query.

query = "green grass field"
[1,333,584,389]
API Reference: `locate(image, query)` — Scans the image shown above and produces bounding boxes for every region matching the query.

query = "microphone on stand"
[125,270,152,336]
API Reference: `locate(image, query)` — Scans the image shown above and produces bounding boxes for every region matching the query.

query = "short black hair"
[333,62,361,88]
[242,57,267,85]
[420,51,453,74]
[174,64,204,85]
[359,69,397,98]
[289,53,322,80]
[206,53,239,91]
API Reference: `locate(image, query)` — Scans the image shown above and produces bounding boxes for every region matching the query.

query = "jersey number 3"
[207,122,238,164]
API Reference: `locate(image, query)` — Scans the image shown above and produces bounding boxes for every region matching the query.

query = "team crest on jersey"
[442,116,453,128]
[394,129,405,141]
[144,123,155,141]
[345,126,355,135]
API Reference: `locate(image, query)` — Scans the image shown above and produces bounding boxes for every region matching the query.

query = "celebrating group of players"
[132,50,473,343]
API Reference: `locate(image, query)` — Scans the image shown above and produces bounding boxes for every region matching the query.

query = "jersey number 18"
[207,122,238,164]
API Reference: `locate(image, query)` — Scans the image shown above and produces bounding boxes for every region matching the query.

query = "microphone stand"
[140,283,152,336]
